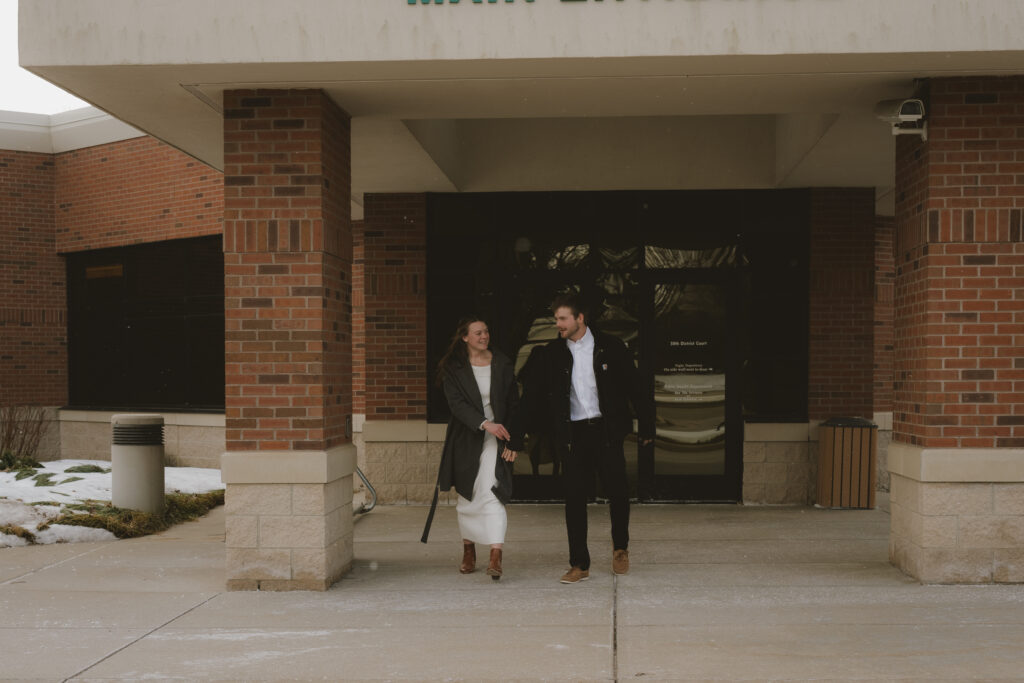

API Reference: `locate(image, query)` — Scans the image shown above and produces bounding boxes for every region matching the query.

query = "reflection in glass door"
[652,283,726,476]
[638,275,741,501]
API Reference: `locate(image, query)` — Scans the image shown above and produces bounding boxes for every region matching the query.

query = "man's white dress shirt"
[567,326,602,421]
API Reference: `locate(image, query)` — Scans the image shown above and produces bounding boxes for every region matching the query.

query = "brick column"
[746,188,875,507]
[0,151,64,407]
[220,90,354,591]
[889,77,1024,583]
[360,193,437,504]
[0,150,63,459]
[874,214,897,491]
[808,188,877,422]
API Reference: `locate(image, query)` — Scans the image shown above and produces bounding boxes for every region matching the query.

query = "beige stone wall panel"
[291,484,327,516]
[918,483,993,517]
[406,483,439,505]
[259,515,327,549]
[958,516,1024,550]
[993,550,1024,583]
[224,515,258,549]
[743,442,766,464]
[225,548,291,581]
[916,548,994,584]
[225,484,292,516]
[993,485,1024,516]
[765,442,808,464]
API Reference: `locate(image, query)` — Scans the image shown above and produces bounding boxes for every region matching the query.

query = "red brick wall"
[875,215,896,414]
[0,150,65,406]
[362,194,426,421]
[808,188,876,420]
[894,76,1024,448]
[55,136,223,253]
[223,89,352,451]
[352,219,365,416]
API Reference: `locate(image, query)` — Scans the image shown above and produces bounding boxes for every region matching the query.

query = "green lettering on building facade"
[407,0,536,5]
[408,0,631,5]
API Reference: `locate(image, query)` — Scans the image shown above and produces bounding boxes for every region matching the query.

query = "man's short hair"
[551,292,585,321]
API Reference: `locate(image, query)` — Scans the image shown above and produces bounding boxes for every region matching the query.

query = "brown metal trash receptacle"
[816,417,877,509]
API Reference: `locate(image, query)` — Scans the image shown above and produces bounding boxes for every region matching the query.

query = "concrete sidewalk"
[3,500,1024,681]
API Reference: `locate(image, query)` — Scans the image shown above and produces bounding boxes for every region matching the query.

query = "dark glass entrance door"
[636,272,742,501]
[507,270,742,503]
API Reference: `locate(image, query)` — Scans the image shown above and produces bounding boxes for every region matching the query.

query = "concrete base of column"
[221,445,356,591]
[889,442,1024,584]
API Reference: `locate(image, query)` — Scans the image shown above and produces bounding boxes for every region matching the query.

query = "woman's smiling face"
[463,321,490,353]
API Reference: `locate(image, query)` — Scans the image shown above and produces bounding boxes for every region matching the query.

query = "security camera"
[875,99,927,140]
[874,99,925,124]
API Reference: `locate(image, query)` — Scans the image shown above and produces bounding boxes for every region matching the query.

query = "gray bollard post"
[111,414,165,514]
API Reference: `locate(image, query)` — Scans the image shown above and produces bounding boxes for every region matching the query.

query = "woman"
[427,317,521,580]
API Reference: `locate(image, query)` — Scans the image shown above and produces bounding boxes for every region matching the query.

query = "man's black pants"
[564,419,630,571]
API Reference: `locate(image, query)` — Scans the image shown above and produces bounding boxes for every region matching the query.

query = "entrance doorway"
[501,269,742,502]
[638,272,742,501]
[425,190,810,503]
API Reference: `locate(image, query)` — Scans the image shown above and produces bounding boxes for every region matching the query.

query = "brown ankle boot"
[486,548,503,581]
[459,543,476,574]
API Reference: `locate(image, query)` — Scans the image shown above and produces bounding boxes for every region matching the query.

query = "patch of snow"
[0,460,222,548]
[33,524,118,544]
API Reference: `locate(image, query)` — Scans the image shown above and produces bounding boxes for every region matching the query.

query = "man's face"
[554,306,585,341]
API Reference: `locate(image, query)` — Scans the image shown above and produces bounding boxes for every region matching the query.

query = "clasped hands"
[482,420,518,462]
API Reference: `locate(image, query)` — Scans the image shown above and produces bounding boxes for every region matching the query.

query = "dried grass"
[50,490,225,539]
[0,524,37,543]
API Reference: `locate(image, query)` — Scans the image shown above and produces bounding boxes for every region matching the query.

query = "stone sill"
[362,414,896,445]
[59,409,225,428]
[889,442,1024,483]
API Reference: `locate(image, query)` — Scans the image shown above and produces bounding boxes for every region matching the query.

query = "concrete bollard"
[111,414,165,514]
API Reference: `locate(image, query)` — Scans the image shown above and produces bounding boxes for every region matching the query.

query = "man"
[523,293,653,584]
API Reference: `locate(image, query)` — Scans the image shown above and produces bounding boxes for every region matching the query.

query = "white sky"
[0,0,87,114]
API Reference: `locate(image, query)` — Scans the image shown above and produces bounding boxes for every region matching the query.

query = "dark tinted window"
[67,236,224,410]
[426,191,809,422]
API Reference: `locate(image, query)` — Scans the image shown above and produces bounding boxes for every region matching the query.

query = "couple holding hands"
[422,293,653,583]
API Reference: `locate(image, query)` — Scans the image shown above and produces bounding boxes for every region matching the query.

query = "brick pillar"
[0,150,63,460]
[0,151,64,407]
[889,76,1024,583]
[874,215,896,417]
[351,218,366,478]
[360,194,436,504]
[220,89,354,591]
[352,219,366,422]
[808,188,877,422]
[874,215,897,491]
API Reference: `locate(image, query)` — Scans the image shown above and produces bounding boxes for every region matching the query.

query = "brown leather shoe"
[560,567,590,584]
[612,549,629,575]
[486,548,503,581]
[459,543,476,574]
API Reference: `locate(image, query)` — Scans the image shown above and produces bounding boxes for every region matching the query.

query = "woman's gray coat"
[422,349,522,543]
[438,350,523,501]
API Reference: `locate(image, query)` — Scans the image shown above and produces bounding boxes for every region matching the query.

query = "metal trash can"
[816,417,877,509]
[111,414,165,514]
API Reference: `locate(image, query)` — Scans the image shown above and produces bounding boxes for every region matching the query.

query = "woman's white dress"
[456,363,508,545]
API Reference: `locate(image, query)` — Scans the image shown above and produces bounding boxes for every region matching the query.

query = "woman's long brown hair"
[435,316,485,387]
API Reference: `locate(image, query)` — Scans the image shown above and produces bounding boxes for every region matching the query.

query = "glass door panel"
[638,273,741,502]
[651,283,727,477]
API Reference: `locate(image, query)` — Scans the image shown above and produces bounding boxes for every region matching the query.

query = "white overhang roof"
[18,0,1024,218]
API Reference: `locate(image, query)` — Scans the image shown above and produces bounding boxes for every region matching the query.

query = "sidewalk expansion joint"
[613,573,619,683]
[1,542,112,586]
[62,592,221,682]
